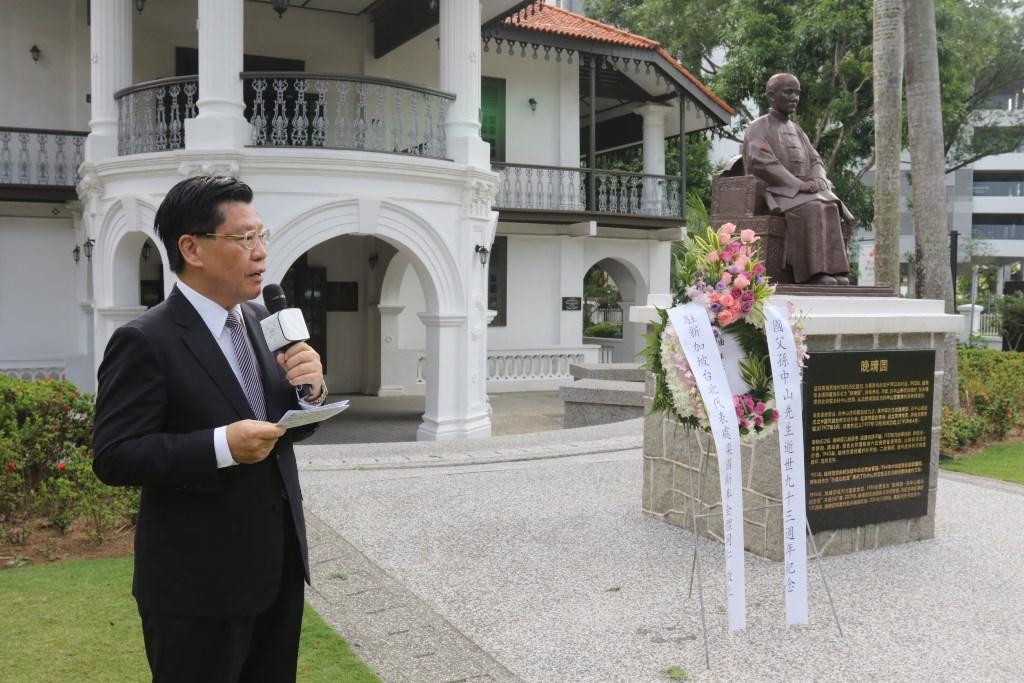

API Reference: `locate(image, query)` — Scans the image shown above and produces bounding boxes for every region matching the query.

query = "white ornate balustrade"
[493,162,684,218]
[414,345,601,391]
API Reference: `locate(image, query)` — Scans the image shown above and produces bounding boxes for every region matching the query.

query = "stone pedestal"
[632,294,962,559]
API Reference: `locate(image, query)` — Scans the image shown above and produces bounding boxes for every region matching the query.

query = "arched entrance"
[268,198,491,440]
[581,256,647,363]
[278,234,391,396]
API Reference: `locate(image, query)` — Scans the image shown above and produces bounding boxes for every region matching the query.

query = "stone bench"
[560,374,645,429]
[569,362,646,382]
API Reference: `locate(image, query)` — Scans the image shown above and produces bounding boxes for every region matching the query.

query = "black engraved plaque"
[802,350,934,531]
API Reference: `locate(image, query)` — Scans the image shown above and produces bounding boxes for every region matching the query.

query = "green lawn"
[940,440,1024,485]
[0,556,379,682]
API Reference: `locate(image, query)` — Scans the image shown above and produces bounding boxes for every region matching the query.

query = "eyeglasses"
[201,229,271,250]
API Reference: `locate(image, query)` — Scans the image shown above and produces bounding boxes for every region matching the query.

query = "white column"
[417,313,491,440]
[185,0,248,149]
[85,0,133,162]
[635,103,673,213]
[439,0,490,168]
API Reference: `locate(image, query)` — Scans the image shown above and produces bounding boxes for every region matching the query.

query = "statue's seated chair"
[709,156,851,285]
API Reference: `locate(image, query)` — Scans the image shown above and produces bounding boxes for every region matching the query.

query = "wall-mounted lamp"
[272,0,289,18]
[134,0,146,14]
[72,245,81,263]
[367,252,379,270]
[83,238,95,260]
[30,45,41,63]
[475,244,490,266]
[528,97,538,112]
[142,242,152,261]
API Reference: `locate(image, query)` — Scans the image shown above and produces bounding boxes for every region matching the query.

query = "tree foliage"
[587,0,1024,222]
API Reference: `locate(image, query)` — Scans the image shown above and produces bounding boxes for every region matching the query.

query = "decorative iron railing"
[241,72,453,158]
[493,163,684,218]
[115,76,198,155]
[0,127,86,186]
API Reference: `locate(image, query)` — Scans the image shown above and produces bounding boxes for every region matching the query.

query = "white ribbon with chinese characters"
[667,303,746,632]
[764,305,809,625]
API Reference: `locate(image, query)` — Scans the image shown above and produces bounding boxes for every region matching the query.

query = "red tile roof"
[502,2,735,117]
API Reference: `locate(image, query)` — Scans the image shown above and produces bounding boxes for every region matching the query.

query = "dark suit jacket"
[93,286,315,620]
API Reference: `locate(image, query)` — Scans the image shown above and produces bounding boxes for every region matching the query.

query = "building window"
[973,171,1024,197]
[488,236,507,326]
[481,77,506,162]
[972,214,1024,241]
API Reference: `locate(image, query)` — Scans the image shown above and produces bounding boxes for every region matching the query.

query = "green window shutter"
[480,77,506,162]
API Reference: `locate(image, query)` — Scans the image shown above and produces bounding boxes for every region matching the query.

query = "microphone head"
[263,284,289,314]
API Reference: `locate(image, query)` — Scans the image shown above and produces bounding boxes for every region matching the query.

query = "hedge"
[0,375,137,545]
[941,348,1024,453]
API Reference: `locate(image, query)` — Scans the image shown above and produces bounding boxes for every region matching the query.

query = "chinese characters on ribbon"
[667,303,747,632]
[764,306,809,625]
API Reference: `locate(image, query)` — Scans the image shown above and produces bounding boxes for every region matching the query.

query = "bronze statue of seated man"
[742,73,854,285]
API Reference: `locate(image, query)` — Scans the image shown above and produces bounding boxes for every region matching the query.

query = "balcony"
[973,223,1024,240]
[0,127,86,201]
[493,162,684,229]
[114,73,454,159]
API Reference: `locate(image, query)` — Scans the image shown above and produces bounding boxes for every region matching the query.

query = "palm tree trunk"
[873,0,903,292]
[904,0,958,409]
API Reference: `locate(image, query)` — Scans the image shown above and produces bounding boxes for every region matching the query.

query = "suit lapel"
[168,287,255,421]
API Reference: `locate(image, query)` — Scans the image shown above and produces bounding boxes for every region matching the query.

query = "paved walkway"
[297,422,1024,682]
[304,392,566,445]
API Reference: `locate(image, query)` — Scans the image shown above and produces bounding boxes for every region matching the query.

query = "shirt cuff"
[297,381,328,408]
[214,426,237,468]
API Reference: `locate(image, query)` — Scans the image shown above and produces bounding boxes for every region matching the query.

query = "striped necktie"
[226,310,267,421]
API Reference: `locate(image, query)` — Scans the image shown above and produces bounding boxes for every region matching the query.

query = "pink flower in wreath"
[754,416,764,427]
[706,250,719,263]
[718,309,738,326]
[771,409,781,421]
[733,254,749,270]
[719,293,735,308]
[753,402,766,415]
[720,271,733,286]
[739,228,757,244]
[734,274,750,289]
[753,263,766,277]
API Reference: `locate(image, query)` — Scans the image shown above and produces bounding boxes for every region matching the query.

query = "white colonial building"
[0,0,732,439]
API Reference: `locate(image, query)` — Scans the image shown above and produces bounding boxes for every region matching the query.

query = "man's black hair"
[154,175,254,273]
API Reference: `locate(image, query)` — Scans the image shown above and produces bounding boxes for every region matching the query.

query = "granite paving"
[298,431,1024,682]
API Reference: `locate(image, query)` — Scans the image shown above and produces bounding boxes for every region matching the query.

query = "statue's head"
[765,73,801,115]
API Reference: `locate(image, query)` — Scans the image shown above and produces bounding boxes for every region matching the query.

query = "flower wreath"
[642,222,808,440]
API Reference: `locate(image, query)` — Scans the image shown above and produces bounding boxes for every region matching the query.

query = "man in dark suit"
[93,175,326,682]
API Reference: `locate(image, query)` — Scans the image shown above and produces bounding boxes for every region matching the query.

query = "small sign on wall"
[562,296,583,311]
[325,282,358,312]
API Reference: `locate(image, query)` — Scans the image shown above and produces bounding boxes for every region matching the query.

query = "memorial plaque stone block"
[802,350,934,531]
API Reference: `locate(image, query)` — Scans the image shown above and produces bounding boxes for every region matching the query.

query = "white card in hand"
[276,400,349,429]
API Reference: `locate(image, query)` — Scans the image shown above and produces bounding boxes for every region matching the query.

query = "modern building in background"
[0,0,732,439]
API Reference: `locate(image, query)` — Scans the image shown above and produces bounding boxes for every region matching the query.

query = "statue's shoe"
[833,275,851,285]
[806,273,838,285]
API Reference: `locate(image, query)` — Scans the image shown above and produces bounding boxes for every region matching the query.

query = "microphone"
[260,284,316,400]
